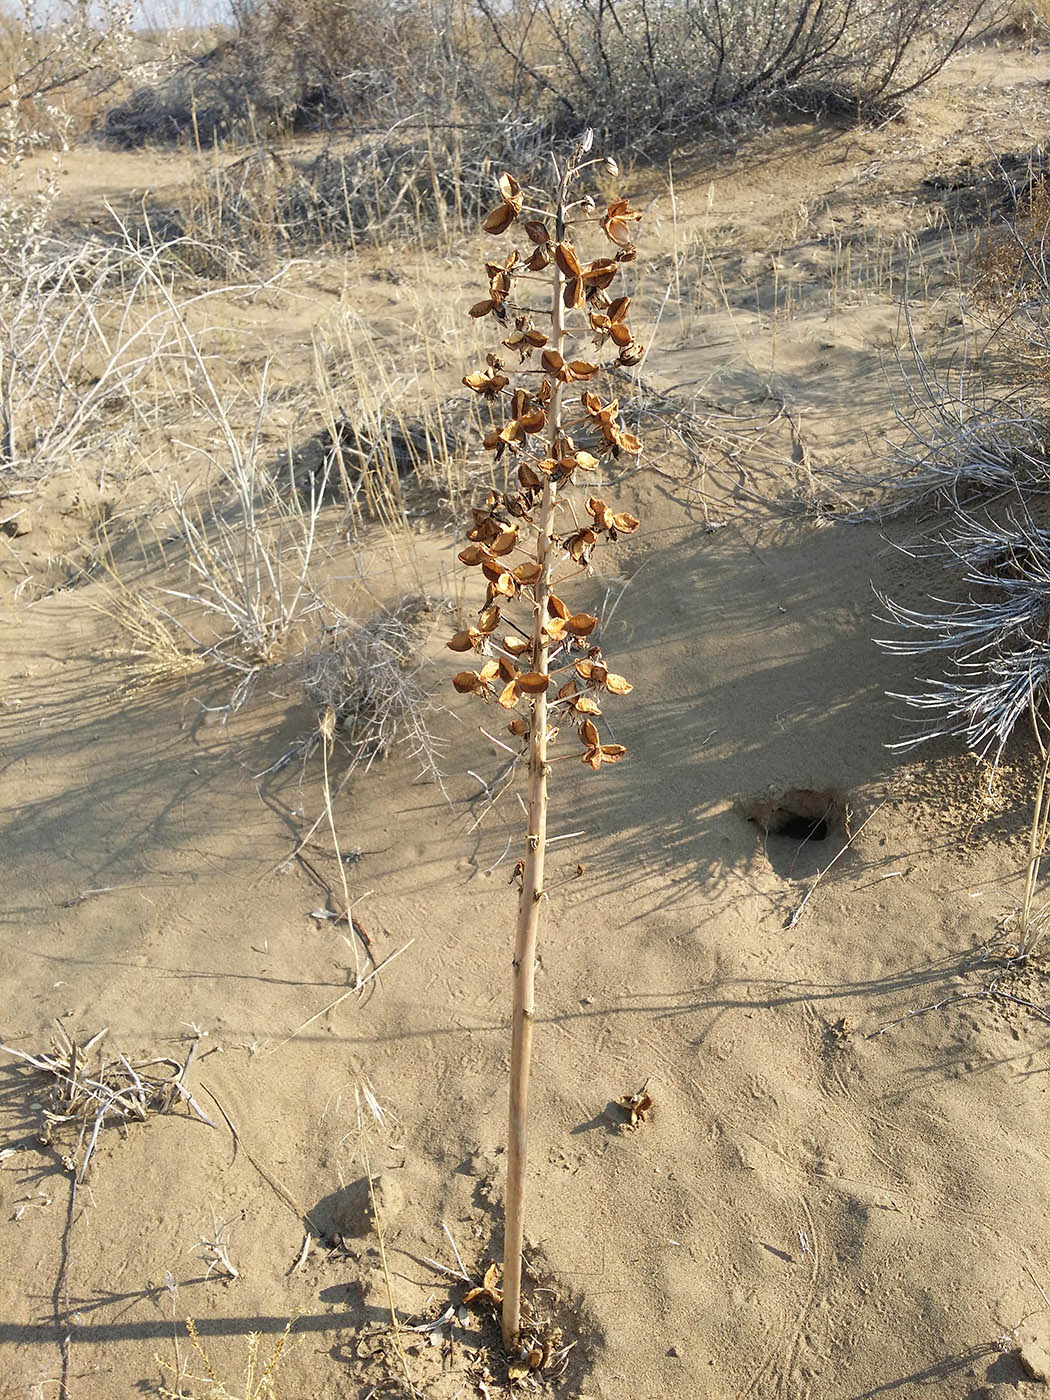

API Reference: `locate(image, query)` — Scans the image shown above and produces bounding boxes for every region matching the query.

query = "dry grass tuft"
[291,596,443,779]
[157,1316,296,1400]
[93,554,205,695]
[0,1025,215,1182]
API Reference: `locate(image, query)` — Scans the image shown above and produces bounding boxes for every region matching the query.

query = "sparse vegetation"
[6,4,1050,1399]
[879,164,1050,960]
[879,173,1050,763]
[157,1316,295,1400]
[93,0,1013,254]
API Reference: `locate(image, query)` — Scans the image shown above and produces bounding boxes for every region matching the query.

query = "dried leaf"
[483,180,523,236]
[564,275,585,311]
[566,528,597,562]
[524,219,551,244]
[497,172,522,206]
[516,672,551,694]
[463,368,509,397]
[576,659,608,687]
[482,202,517,235]
[567,612,598,636]
[618,1088,653,1127]
[575,695,602,714]
[548,595,570,619]
[612,513,640,533]
[452,671,480,694]
[605,672,633,695]
[503,635,530,656]
[513,561,543,585]
[490,571,517,598]
[602,198,643,247]
[555,240,582,277]
[579,718,600,748]
[470,298,495,318]
[587,496,614,530]
[490,528,519,556]
[582,258,618,290]
[478,604,501,633]
[498,679,520,708]
[447,629,479,652]
[463,1260,503,1308]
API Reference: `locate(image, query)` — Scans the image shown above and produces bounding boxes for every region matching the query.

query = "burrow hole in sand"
[738,787,850,846]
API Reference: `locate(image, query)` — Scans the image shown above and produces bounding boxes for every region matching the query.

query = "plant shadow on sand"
[459,503,1005,909]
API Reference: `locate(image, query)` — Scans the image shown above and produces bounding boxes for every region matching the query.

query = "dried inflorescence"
[449,135,645,1357]
[449,143,642,774]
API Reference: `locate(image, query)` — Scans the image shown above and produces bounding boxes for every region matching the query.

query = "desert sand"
[3,33,1050,1400]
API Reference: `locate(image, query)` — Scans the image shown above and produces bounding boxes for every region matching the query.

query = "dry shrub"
[879,161,1050,765]
[135,113,555,254]
[0,0,133,149]
[998,0,1050,35]
[103,0,487,147]
[0,1026,214,1181]
[287,596,443,780]
[478,0,1003,148]
[170,133,515,251]
[100,0,1012,207]
[100,37,256,148]
[973,173,1050,401]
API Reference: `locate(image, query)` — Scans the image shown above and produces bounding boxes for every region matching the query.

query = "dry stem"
[501,156,571,1354]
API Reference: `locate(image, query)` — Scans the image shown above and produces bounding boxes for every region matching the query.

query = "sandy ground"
[4,34,1050,1400]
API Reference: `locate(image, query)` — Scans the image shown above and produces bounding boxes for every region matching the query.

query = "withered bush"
[104,0,483,146]
[102,0,1009,163]
[481,0,1008,149]
[170,132,547,251]
[972,174,1050,403]
[878,167,1050,765]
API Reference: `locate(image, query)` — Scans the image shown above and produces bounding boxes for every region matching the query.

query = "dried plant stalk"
[449,134,643,1358]
[500,162,567,1357]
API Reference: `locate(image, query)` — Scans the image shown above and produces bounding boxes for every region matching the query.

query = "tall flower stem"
[501,161,572,1353]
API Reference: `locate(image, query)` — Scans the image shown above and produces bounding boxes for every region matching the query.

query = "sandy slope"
[3,35,1050,1400]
